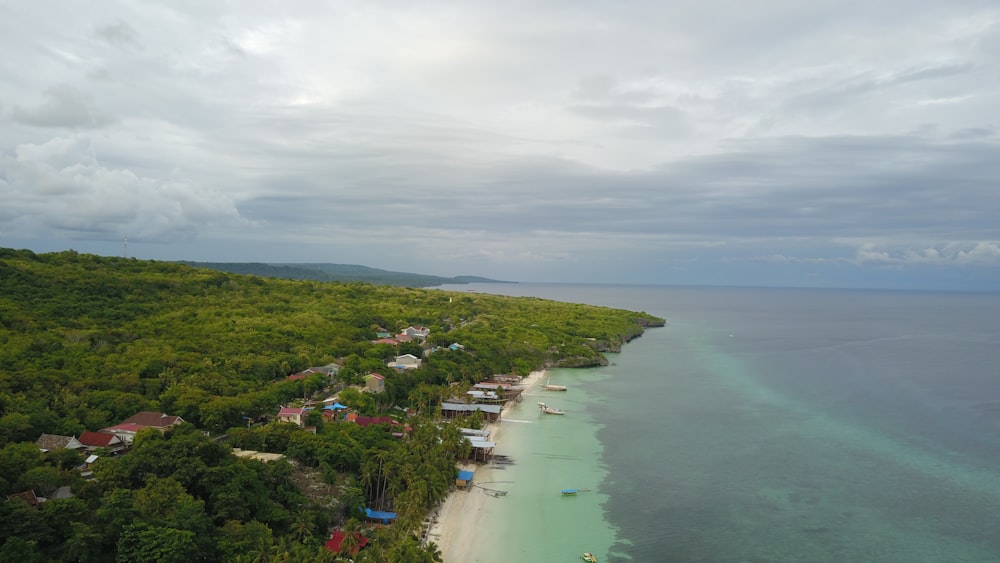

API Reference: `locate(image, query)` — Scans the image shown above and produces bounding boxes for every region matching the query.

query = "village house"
[388,354,421,370]
[35,433,84,452]
[364,373,385,393]
[100,411,185,446]
[400,325,430,340]
[288,363,340,380]
[345,412,395,428]
[321,401,349,422]
[325,530,370,556]
[79,454,100,479]
[77,431,126,453]
[6,490,43,508]
[276,406,307,426]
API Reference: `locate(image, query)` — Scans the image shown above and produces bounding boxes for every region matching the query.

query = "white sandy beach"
[426,369,547,562]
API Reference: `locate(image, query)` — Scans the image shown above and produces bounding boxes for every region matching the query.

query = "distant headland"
[176,261,516,287]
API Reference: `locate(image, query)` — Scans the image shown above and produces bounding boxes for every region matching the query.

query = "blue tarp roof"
[323,403,348,410]
[457,470,474,481]
[364,507,397,523]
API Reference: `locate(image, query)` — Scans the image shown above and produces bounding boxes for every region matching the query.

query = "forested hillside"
[0,247,663,562]
[178,261,512,287]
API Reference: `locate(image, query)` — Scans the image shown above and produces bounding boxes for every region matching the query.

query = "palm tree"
[246,531,275,563]
[291,512,313,542]
[339,518,362,557]
[339,532,359,558]
[425,541,444,562]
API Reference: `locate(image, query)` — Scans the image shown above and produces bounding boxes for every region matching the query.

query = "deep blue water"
[441,284,1000,562]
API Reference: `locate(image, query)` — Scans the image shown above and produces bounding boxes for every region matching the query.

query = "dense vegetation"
[0,247,663,561]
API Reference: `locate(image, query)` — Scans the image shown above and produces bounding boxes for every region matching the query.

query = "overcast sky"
[2,1,999,290]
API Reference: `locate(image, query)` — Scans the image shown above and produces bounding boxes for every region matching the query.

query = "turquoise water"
[438,284,1000,562]
[459,369,618,562]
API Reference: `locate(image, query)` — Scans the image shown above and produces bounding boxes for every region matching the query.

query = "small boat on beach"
[582,553,598,562]
[537,402,565,415]
[542,377,567,391]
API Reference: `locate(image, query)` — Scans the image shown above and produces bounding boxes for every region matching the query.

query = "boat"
[561,489,578,496]
[537,402,565,415]
[542,377,567,391]
[582,553,598,562]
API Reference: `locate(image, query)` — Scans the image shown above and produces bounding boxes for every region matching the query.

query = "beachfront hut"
[466,390,503,404]
[473,382,524,401]
[440,402,502,422]
[467,437,497,462]
[456,469,475,489]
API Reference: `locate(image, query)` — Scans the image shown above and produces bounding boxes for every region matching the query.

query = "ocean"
[434,284,1000,562]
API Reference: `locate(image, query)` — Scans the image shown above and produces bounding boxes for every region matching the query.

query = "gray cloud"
[1,0,999,289]
[1,136,247,242]
[94,21,140,48]
[11,84,116,129]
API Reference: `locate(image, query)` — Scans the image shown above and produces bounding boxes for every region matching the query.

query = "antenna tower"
[123,234,128,258]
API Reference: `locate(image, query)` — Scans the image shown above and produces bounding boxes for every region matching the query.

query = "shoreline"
[425,369,547,561]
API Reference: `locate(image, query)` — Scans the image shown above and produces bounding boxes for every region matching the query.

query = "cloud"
[855,242,1000,267]
[1,1,999,288]
[1,136,248,242]
[94,21,140,48]
[11,84,116,129]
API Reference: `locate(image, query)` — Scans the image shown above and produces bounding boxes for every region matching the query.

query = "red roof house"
[6,490,42,508]
[77,431,125,451]
[324,530,369,555]
[121,411,185,429]
[99,423,147,445]
[277,406,307,426]
[347,413,395,428]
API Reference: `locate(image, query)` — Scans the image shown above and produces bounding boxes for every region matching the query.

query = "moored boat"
[543,384,568,391]
[537,402,565,415]
[582,552,598,562]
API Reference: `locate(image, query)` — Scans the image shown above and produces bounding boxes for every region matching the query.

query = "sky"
[1,1,999,291]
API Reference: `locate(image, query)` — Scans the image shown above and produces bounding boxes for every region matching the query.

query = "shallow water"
[457,369,617,562]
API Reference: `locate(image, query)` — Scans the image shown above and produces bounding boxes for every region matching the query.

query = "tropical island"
[0,247,663,562]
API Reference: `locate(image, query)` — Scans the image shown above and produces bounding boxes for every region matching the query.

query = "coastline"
[426,369,547,561]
